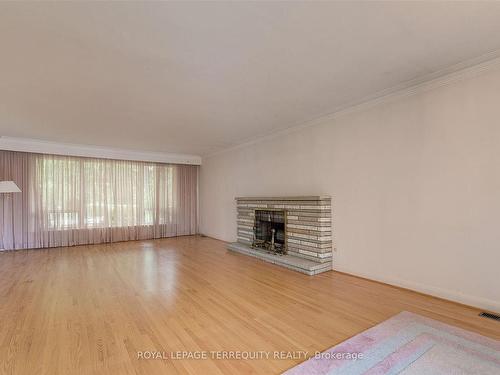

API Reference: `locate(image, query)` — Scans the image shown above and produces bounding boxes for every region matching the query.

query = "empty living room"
[1,1,499,374]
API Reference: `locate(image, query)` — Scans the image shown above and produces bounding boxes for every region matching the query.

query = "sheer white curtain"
[0,150,198,250]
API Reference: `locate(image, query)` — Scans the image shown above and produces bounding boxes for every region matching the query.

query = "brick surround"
[227,196,333,275]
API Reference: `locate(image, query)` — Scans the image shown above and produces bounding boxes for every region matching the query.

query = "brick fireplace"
[227,196,332,275]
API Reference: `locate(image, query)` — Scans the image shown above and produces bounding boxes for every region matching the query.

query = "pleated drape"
[0,150,198,250]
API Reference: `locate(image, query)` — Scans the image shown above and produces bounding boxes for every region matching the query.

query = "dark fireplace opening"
[252,209,287,255]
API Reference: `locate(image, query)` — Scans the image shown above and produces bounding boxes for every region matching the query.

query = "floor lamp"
[0,181,22,249]
[0,181,21,193]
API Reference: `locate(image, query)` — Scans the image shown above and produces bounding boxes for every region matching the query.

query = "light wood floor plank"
[0,236,498,374]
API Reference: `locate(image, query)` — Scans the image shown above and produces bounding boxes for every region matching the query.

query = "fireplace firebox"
[229,196,332,275]
[252,209,287,255]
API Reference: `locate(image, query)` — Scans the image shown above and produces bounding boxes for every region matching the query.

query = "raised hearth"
[227,196,332,275]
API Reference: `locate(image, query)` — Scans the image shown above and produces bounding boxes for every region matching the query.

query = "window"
[32,155,188,230]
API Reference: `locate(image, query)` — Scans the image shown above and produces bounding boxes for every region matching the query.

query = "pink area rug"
[284,311,500,375]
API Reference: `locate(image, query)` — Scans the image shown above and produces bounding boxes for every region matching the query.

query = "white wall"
[200,64,500,313]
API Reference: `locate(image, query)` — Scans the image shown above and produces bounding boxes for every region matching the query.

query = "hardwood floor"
[0,236,498,374]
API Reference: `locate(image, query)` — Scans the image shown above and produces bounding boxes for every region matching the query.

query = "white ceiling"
[2,2,500,157]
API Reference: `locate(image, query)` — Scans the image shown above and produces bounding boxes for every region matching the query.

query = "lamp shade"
[0,181,21,193]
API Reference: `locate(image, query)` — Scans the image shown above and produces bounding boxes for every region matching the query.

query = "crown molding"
[204,49,500,159]
[0,137,202,165]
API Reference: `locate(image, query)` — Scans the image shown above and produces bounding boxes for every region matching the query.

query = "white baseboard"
[197,233,500,313]
[334,266,500,314]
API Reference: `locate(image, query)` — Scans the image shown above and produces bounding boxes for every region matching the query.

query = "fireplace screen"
[252,209,287,254]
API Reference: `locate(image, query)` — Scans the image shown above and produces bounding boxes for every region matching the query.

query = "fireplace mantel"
[227,196,333,275]
[235,196,331,201]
